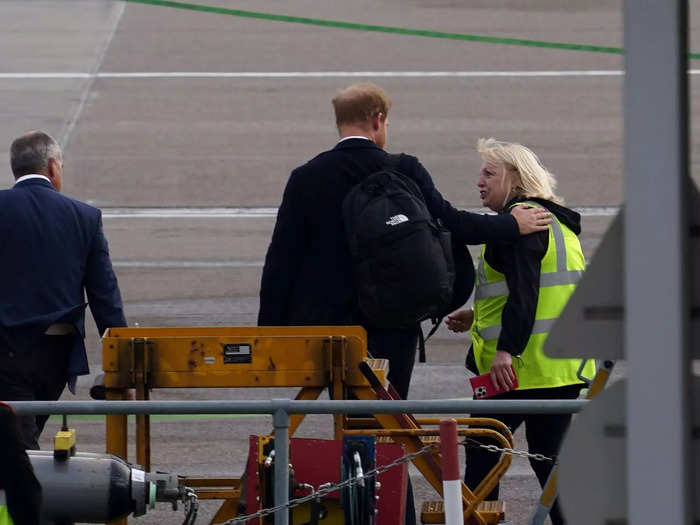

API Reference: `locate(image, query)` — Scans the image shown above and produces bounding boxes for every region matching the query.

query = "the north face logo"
[386,214,409,226]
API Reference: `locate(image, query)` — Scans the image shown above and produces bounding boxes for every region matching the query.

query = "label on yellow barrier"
[223,343,251,364]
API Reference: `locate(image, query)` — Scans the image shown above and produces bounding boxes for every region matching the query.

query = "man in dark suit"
[0,131,127,449]
[259,83,549,399]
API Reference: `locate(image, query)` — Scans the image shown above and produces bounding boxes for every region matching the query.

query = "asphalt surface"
[2,1,700,524]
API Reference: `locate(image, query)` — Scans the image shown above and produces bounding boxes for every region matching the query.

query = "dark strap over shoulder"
[383,153,402,171]
[345,152,404,187]
[417,317,442,363]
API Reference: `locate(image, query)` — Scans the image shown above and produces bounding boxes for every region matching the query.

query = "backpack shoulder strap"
[381,153,427,201]
[383,153,403,171]
[346,153,403,187]
[418,317,443,363]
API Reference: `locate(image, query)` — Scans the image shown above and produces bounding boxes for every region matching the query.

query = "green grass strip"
[49,413,266,422]
[124,0,700,60]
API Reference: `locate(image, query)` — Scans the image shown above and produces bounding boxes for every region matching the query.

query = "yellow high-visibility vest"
[0,490,13,525]
[471,201,595,389]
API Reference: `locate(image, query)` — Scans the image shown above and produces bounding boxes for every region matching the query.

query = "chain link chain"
[461,438,554,463]
[218,438,551,524]
[222,444,438,524]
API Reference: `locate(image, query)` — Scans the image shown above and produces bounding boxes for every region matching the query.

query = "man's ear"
[371,112,382,131]
[47,157,59,180]
[46,157,62,191]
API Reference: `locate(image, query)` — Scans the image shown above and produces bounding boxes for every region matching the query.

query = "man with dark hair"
[0,131,127,449]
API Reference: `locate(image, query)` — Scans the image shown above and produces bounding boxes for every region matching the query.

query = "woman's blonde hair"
[477,137,563,205]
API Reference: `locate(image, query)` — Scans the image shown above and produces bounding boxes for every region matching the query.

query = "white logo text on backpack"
[386,214,409,226]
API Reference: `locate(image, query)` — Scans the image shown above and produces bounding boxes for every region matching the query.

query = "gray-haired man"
[0,131,126,449]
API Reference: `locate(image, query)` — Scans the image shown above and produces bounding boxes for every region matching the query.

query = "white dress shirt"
[337,135,372,144]
[14,174,51,185]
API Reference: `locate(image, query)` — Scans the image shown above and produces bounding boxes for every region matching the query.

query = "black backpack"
[342,154,456,340]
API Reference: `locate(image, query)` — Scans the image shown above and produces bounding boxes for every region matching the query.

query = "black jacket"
[258,138,520,326]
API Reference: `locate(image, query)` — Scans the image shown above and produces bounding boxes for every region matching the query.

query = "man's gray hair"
[10,131,62,178]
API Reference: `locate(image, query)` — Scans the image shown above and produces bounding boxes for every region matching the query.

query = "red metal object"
[244,436,408,524]
[440,419,464,525]
[439,419,459,482]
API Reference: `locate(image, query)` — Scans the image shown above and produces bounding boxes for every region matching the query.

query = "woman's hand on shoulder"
[510,204,551,235]
[445,308,474,333]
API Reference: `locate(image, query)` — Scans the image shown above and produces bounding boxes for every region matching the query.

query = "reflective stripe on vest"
[471,201,595,389]
[477,318,557,342]
[474,208,583,301]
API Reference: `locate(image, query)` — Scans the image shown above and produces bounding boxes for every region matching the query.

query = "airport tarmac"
[2,1,700,523]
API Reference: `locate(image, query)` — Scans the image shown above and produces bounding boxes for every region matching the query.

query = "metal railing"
[6,398,587,525]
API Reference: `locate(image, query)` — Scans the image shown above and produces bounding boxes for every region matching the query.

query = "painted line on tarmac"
[101,206,620,219]
[96,70,630,78]
[101,207,278,218]
[123,0,698,58]
[6,70,700,79]
[57,2,126,151]
[573,206,620,217]
[113,260,264,268]
[0,71,629,79]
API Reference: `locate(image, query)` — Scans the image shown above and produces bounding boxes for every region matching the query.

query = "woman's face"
[477,160,515,212]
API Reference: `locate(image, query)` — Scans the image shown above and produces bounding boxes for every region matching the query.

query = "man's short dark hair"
[10,131,62,178]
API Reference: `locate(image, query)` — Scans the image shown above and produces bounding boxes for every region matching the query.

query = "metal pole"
[4,399,587,416]
[439,419,463,525]
[624,1,691,524]
[272,400,290,525]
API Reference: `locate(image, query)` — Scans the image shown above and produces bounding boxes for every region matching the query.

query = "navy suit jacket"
[0,177,126,376]
[258,138,520,326]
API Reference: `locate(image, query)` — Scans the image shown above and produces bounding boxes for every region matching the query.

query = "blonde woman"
[446,138,594,525]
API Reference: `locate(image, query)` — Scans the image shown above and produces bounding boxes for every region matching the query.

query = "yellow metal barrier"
[101,326,511,525]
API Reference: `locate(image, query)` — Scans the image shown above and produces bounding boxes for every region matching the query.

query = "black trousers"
[0,335,73,450]
[464,384,583,525]
[366,327,418,525]
[366,327,418,401]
